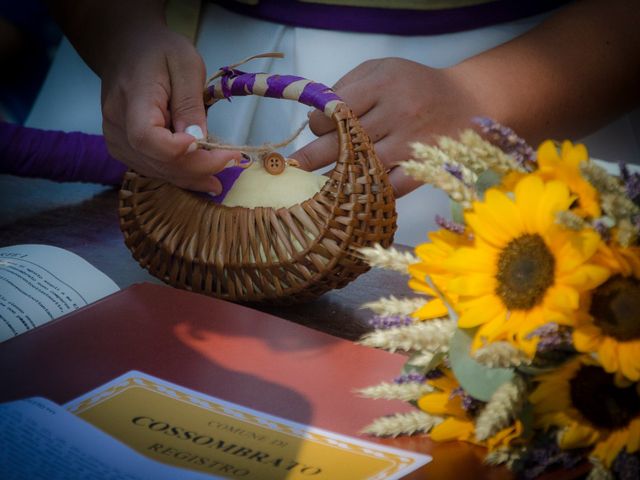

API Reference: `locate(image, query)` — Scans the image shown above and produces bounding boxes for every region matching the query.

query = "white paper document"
[65,371,432,480]
[0,244,119,342]
[0,397,221,480]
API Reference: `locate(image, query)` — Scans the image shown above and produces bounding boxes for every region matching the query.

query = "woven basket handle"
[204,71,345,118]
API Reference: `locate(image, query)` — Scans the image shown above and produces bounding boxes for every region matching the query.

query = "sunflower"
[530,356,640,467]
[408,229,472,320]
[573,243,640,381]
[417,369,522,451]
[535,140,601,218]
[443,175,609,355]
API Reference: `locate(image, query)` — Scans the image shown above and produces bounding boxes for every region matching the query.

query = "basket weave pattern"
[119,75,396,303]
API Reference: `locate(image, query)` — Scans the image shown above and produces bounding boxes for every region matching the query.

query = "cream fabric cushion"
[221,161,328,209]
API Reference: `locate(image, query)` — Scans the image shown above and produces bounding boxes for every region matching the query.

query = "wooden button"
[263,152,286,175]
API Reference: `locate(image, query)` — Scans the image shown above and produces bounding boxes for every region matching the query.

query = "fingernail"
[187,142,198,154]
[208,187,222,197]
[185,124,204,140]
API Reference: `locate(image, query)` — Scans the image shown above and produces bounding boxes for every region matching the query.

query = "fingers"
[125,91,195,161]
[291,131,420,198]
[388,166,422,198]
[309,60,383,137]
[107,106,238,193]
[99,29,243,193]
[291,131,340,172]
[167,47,208,136]
[106,131,230,193]
[332,58,383,91]
[294,98,391,172]
[374,135,422,197]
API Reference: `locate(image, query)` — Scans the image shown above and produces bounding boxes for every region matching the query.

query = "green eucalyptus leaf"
[450,201,465,224]
[449,328,514,402]
[475,170,502,196]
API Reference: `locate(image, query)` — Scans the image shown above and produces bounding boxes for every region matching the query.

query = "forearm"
[45,0,168,78]
[451,0,640,143]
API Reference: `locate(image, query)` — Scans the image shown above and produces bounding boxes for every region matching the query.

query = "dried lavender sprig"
[625,174,640,204]
[450,387,484,417]
[472,116,536,168]
[394,372,427,384]
[368,315,414,330]
[435,214,466,235]
[510,429,587,480]
[611,449,640,480]
[393,370,443,384]
[444,163,464,182]
[593,217,613,242]
[424,369,444,379]
[527,323,574,354]
[403,161,477,207]
[619,162,640,204]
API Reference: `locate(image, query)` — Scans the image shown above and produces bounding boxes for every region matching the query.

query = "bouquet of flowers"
[357,118,640,479]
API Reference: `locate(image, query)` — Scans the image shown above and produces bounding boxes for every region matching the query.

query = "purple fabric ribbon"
[216,0,572,36]
[0,121,127,185]
[0,122,242,201]
[219,67,254,100]
[207,165,245,203]
[208,70,341,112]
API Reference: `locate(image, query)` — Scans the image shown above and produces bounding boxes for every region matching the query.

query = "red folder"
[0,282,508,479]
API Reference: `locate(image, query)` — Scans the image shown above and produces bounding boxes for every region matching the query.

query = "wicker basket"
[119,69,397,303]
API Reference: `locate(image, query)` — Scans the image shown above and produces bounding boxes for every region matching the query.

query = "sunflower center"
[590,275,640,341]
[569,365,640,430]
[495,234,555,310]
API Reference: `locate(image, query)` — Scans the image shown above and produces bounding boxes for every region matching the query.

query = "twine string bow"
[198,52,309,158]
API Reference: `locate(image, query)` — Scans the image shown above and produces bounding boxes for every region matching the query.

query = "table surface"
[3,175,575,480]
[0,175,416,341]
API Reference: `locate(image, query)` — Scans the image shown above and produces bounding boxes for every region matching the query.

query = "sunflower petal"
[458,298,505,328]
[536,180,572,233]
[599,339,620,372]
[448,274,495,296]
[618,343,640,382]
[573,324,603,352]
[445,247,496,273]
[545,285,580,311]
[559,423,600,449]
[515,174,546,233]
[428,417,474,442]
[627,419,640,453]
[556,264,610,291]
[418,392,467,418]
[412,298,449,320]
[536,140,560,171]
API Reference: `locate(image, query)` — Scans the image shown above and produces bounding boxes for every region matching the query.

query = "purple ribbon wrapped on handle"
[207,68,342,114]
[2,60,341,199]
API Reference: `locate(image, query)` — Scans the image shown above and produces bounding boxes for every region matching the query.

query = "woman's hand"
[292,58,485,198]
[99,27,239,193]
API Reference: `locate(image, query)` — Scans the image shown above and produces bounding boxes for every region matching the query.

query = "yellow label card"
[65,371,430,479]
